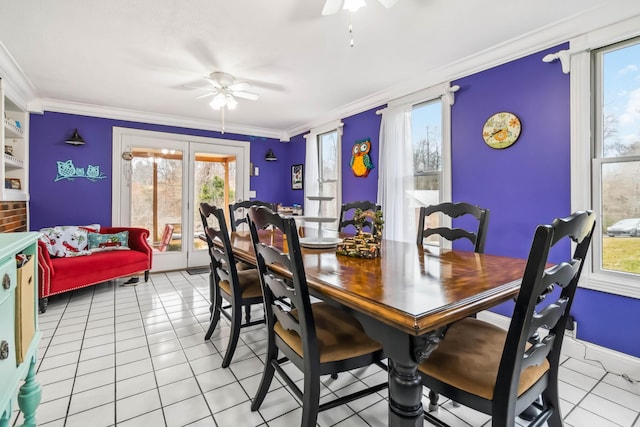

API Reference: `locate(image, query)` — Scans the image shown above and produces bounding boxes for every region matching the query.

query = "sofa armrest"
[37,239,54,299]
[101,227,153,270]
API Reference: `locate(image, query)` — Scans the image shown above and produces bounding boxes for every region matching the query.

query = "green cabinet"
[0,232,41,426]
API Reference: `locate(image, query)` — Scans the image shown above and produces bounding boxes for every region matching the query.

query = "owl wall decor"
[350,138,374,177]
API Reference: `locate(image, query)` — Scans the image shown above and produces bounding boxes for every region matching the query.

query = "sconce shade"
[66,128,86,145]
[265,148,277,161]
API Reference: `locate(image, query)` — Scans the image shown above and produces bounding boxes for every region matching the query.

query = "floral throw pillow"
[88,231,130,252]
[39,224,100,257]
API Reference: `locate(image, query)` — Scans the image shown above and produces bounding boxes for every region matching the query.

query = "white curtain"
[377,105,415,242]
[304,131,320,220]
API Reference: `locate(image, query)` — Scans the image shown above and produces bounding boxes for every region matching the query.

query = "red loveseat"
[37,226,152,312]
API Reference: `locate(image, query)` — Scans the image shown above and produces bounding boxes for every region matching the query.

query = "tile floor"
[10,271,640,426]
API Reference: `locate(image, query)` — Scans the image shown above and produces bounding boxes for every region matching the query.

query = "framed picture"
[7,178,21,190]
[291,164,303,190]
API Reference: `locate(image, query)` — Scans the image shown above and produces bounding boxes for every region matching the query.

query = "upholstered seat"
[274,302,383,364]
[419,318,549,400]
[218,269,262,299]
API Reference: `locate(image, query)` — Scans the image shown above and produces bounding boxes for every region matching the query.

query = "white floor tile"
[158,377,202,406]
[204,381,250,413]
[163,395,212,427]
[579,393,637,426]
[215,400,265,427]
[65,403,114,427]
[68,383,115,415]
[116,389,162,423]
[564,406,621,427]
[117,408,166,427]
[116,371,157,400]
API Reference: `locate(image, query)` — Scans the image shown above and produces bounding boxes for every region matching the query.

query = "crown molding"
[39,98,287,141]
[0,40,38,110]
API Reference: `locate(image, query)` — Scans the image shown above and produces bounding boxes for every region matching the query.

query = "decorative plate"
[482,112,522,149]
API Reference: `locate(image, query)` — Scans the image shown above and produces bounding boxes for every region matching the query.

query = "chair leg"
[301,365,321,427]
[221,302,243,368]
[144,270,150,282]
[245,304,251,323]
[251,338,278,411]
[204,283,222,341]
[543,382,563,427]
[428,390,439,412]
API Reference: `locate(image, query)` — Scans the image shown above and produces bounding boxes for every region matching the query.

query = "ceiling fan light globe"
[226,94,238,110]
[344,0,366,12]
[209,93,227,110]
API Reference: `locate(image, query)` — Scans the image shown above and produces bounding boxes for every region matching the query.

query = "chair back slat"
[521,335,555,370]
[422,227,477,245]
[263,273,295,301]
[229,200,276,231]
[540,260,581,291]
[339,200,381,233]
[248,206,320,361]
[273,304,301,334]
[528,298,568,336]
[495,210,595,402]
[200,203,239,293]
[417,202,489,252]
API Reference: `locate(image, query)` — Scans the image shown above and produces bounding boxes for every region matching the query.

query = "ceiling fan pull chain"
[349,13,355,47]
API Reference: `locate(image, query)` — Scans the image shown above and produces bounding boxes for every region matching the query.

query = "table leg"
[388,327,447,427]
[17,357,41,427]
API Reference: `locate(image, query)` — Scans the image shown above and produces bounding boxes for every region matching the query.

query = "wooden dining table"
[227,229,528,427]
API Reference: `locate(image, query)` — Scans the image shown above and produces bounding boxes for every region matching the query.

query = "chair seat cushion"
[220,269,262,299]
[274,302,382,363]
[418,318,549,400]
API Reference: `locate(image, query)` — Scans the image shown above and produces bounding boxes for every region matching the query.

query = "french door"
[112,128,249,272]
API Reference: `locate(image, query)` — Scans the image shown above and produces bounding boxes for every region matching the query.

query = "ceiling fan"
[193,71,259,110]
[321,0,399,15]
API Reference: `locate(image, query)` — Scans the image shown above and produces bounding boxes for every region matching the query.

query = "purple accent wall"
[28,111,296,230]
[341,107,381,204]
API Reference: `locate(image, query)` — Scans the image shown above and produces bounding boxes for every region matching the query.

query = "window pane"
[601,41,640,158]
[601,161,640,274]
[412,100,442,243]
[318,131,339,218]
[130,148,183,252]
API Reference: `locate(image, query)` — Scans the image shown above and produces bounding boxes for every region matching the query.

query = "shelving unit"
[299,186,341,248]
[1,77,29,202]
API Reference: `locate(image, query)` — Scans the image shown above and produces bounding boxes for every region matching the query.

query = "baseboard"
[477,311,640,379]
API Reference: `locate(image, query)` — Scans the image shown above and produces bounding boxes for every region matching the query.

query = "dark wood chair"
[247,206,388,427]
[228,200,276,232]
[419,210,596,427]
[338,200,381,234]
[199,202,265,368]
[417,201,489,252]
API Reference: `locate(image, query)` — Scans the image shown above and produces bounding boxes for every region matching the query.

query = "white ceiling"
[1,0,639,139]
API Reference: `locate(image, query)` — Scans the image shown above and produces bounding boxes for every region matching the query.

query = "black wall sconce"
[65,128,86,146]
[265,148,277,161]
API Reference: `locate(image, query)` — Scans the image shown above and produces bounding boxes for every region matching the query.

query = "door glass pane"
[601,161,640,274]
[193,152,236,250]
[318,131,338,218]
[412,100,442,244]
[130,148,183,252]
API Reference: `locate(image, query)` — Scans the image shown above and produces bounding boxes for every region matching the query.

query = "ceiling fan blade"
[232,91,259,101]
[322,0,344,15]
[228,82,251,92]
[378,0,399,7]
[195,92,216,100]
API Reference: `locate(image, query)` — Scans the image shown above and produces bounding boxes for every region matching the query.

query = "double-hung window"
[572,17,640,298]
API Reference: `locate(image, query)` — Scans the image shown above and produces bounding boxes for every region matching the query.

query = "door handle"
[2,273,10,290]
[0,341,9,360]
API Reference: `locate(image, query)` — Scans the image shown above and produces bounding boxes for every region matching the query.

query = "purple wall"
[341,107,382,204]
[28,111,296,230]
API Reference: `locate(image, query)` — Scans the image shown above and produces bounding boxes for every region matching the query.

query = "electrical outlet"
[566,321,578,339]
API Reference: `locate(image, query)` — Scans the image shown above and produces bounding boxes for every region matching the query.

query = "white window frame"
[571,15,640,299]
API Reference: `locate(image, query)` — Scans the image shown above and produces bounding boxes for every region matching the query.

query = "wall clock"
[482,112,521,149]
